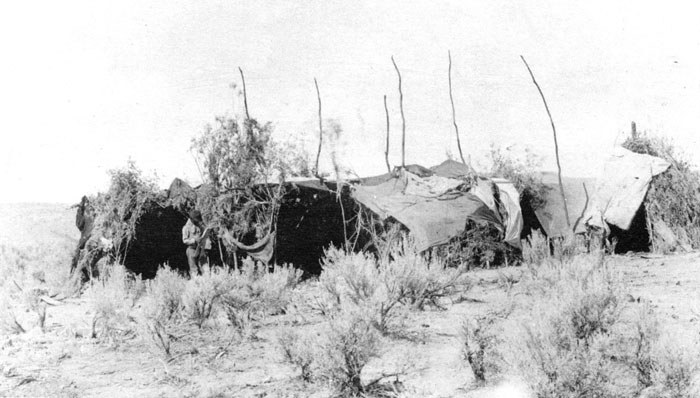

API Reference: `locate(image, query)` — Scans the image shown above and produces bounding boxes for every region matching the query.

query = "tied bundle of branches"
[433,219,519,269]
[90,161,161,264]
[191,111,312,248]
[622,132,700,252]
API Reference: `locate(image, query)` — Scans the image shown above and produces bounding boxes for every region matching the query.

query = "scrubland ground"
[1,204,699,398]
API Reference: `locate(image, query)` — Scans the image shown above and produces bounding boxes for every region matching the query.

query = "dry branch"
[383,95,391,173]
[520,55,570,227]
[238,67,250,120]
[314,78,323,179]
[448,50,467,166]
[391,56,406,168]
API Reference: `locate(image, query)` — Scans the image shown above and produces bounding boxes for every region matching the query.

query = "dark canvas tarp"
[352,170,502,252]
[535,172,597,237]
[430,159,472,179]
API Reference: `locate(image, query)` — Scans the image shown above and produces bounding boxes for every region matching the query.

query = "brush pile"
[622,133,700,252]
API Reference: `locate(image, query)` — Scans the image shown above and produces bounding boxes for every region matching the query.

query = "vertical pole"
[520,55,571,228]
[238,67,250,120]
[384,95,391,173]
[314,78,323,178]
[391,56,406,168]
[448,50,467,166]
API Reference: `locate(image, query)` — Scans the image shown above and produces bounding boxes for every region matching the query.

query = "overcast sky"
[1,0,698,203]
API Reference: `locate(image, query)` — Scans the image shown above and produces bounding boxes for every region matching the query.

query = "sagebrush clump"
[221,259,302,334]
[320,238,468,334]
[503,253,700,397]
[182,265,232,328]
[506,256,631,397]
[85,263,142,343]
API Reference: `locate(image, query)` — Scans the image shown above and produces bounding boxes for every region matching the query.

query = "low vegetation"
[486,251,700,398]
[319,237,469,335]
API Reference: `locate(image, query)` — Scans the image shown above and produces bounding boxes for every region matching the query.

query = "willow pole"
[238,67,250,120]
[383,95,391,173]
[520,55,570,227]
[448,51,467,166]
[391,56,406,168]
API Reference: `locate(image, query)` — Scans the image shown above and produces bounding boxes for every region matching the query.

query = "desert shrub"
[220,258,302,334]
[626,303,660,389]
[511,252,700,397]
[314,311,380,395]
[385,237,469,309]
[320,238,468,334]
[461,316,497,384]
[489,145,550,211]
[85,263,140,343]
[135,267,191,359]
[622,132,700,252]
[147,266,187,320]
[319,246,403,333]
[277,310,390,396]
[238,258,302,314]
[521,230,592,273]
[628,308,700,398]
[521,230,550,265]
[182,265,233,328]
[505,256,634,397]
[138,295,177,359]
[278,329,316,382]
[641,335,700,398]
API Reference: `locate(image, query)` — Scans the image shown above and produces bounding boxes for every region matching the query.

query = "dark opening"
[274,184,358,275]
[120,205,190,278]
[609,205,651,253]
[520,195,546,239]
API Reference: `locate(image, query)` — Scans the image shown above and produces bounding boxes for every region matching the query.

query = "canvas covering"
[535,147,670,237]
[430,160,524,247]
[352,167,520,252]
[583,147,670,231]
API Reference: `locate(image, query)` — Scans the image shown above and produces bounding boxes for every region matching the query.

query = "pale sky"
[1,1,699,203]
